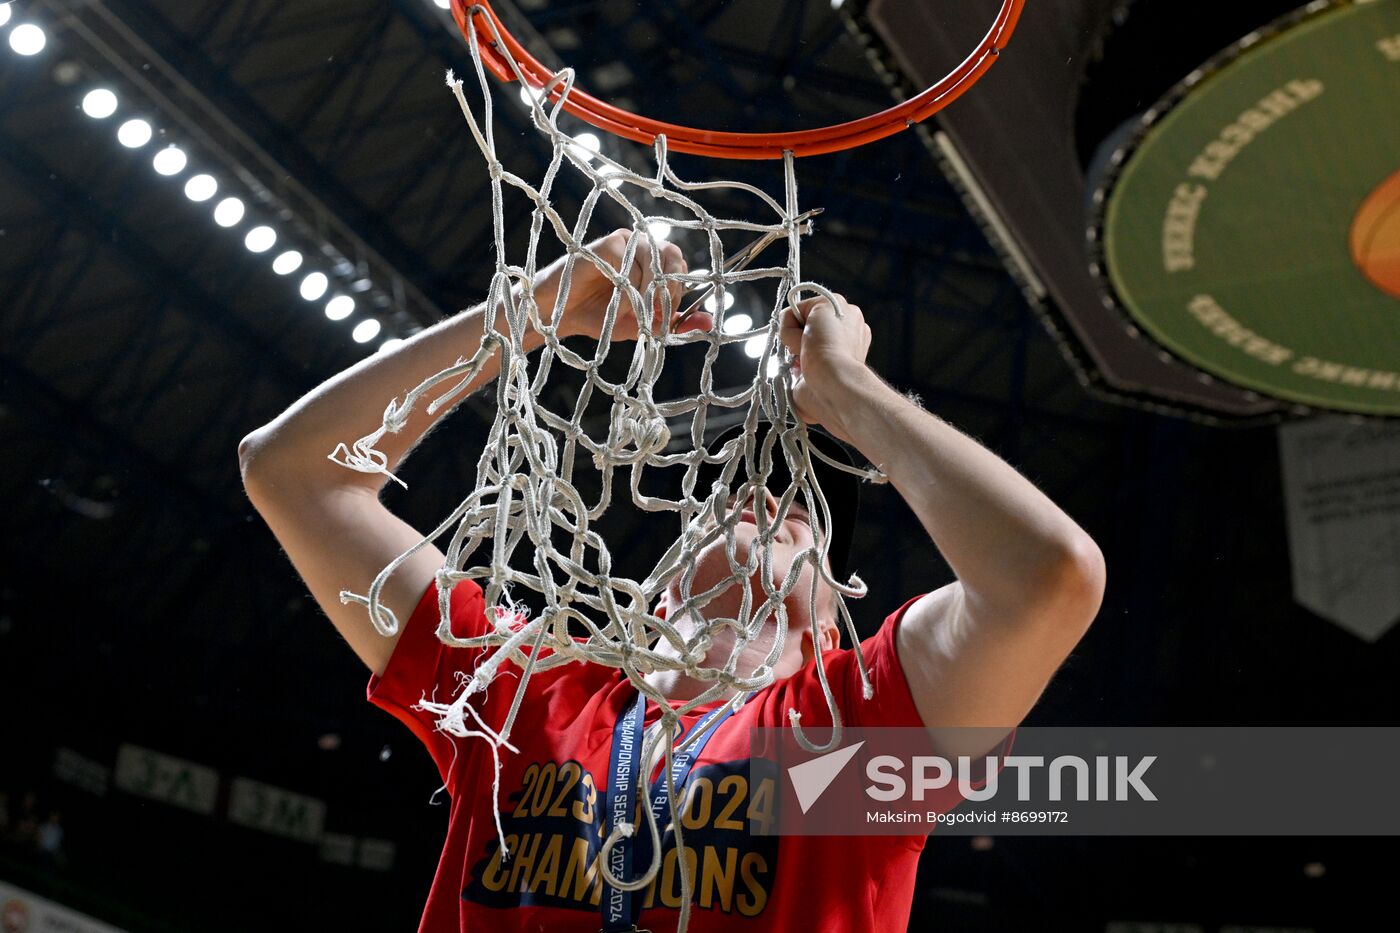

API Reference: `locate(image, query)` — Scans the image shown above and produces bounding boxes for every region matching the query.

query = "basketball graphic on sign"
[1351,169,1400,300]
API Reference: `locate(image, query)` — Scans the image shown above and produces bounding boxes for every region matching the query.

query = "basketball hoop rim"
[449,0,1025,160]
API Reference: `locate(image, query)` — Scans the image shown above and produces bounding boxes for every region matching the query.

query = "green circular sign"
[1101,0,1400,415]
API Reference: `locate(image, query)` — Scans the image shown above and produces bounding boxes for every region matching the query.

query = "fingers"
[594,228,642,280]
[597,229,700,336]
[785,293,857,332]
[659,242,687,315]
[674,310,714,335]
[779,302,805,359]
[781,292,868,360]
[647,241,690,333]
[597,228,632,268]
[791,293,858,322]
[600,227,684,296]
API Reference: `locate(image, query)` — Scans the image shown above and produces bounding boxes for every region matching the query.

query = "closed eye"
[719,493,812,529]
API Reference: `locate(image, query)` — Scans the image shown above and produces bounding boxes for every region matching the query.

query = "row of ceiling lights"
[3,6,403,353]
[10,0,775,369]
[4,1,784,367]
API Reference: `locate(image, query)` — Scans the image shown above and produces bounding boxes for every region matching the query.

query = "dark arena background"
[3,0,1398,930]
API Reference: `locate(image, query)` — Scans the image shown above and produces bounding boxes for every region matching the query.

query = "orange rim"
[450,1,1025,160]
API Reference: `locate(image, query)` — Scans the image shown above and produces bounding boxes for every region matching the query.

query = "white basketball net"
[330,10,882,918]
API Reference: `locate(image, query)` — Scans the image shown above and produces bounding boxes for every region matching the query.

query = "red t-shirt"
[368,580,1014,932]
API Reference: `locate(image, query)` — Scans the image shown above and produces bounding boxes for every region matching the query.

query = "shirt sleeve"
[366,578,488,786]
[845,594,926,727]
[799,593,1019,812]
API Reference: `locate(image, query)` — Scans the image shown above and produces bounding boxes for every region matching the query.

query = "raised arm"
[779,293,1105,755]
[238,230,697,676]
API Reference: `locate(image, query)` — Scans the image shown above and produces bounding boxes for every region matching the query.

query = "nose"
[735,486,781,522]
[759,487,781,521]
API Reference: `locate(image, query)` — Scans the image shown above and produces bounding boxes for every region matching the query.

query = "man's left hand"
[778,292,872,442]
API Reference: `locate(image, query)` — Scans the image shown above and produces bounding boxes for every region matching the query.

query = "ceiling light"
[213,197,245,227]
[151,146,187,176]
[352,319,382,343]
[116,118,153,148]
[721,312,753,336]
[743,335,766,359]
[596,163,625,189]
[766,355,782,378]
[518,84,545,107]
[705,291,736,313]
[244,226,277,253]
[647,220,672,242]
[324,295,354,321]
[0,6,12,29]
[9,23,47,57]
[183,173,217,202]
[300,271,329,301]
[433,0,451,8]
[272,250,303,275]
[569,132,602,161]
[81,88,118,119]
[378,337,405,353]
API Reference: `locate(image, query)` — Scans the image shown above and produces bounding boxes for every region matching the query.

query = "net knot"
[609,409,670,463]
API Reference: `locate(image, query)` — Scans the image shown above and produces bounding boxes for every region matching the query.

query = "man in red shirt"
[239,230,1105,931]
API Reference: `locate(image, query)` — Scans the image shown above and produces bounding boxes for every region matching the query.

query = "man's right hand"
[536,228,713,342]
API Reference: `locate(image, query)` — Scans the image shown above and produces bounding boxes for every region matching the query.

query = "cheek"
[693,523,759,562]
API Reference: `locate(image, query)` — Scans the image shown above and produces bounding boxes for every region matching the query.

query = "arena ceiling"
[1,2,1392,930]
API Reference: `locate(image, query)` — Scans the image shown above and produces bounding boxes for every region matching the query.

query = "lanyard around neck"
[601,690,747,932]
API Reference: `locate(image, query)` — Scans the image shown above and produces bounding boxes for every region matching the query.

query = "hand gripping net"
[330,11,882,917]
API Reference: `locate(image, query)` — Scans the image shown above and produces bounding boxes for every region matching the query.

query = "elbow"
[237,426,280,501]
[1044,530,1106,632]
[238,424,376,505]
[964,529,1106,635]
[237,430,260,475]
